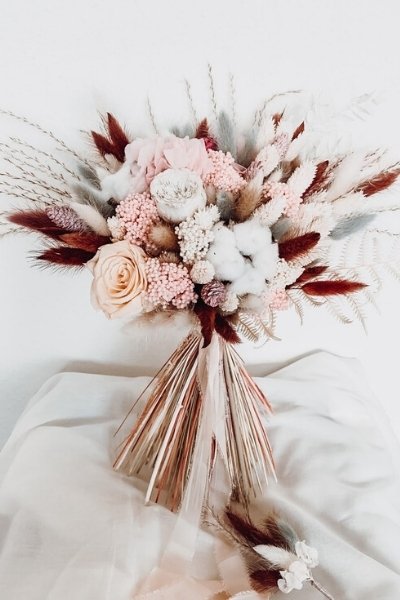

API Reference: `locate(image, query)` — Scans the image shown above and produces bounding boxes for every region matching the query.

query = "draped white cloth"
[0,352,399,599]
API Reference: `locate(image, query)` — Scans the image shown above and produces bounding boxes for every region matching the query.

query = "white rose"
[87,240,147,319]
[150,168,206,223]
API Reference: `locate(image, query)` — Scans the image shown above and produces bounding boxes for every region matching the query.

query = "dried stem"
[311,579,335,600]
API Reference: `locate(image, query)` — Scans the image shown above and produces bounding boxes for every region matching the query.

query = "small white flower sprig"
[216,508,335,600]
[255,540,330,596]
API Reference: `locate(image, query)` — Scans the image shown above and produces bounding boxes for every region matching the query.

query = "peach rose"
[87,241,147,319]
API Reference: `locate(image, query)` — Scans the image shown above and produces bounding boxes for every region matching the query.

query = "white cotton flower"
[252,243,279,280]
[150,168,206,223]
[190,260,215,284]
[100,162,133,202]
[207,244,246,281]
[212,222,236,246]
[229,263,266,296]
[239,293,265,312]
[233,218,272,256]
[107,215,125,241]
[206,223,246,281]
[220,291,239,314]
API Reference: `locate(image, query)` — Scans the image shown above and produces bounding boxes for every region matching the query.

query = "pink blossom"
[116,192,159,249]
[204,150,246,193]
[124,136,212,193]
[144,258,197,310]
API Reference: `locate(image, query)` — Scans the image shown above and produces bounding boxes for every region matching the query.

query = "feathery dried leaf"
[294,265,328,284]
[36,246,94,267]
[302,280,366,296]
[303,160,330,198]
[194,301,216,346]
[214,314,240,344]
[355,168,400,196]
[217,111,236,157]
[292,121,305,140]
[330,214,376,239]
[91,113,129,163]
[8,210,65,239]
[288,161,317,197]
[59,232,109,252]
[195,118,210,139]
[279,232,321,261]
[70,202,110,236]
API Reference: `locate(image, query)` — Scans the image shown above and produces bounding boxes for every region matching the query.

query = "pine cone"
[201,280,226,307]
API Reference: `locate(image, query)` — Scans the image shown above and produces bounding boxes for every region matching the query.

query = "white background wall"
[0,0,399,447]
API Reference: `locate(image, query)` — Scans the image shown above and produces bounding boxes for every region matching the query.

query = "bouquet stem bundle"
[114,331,276,512]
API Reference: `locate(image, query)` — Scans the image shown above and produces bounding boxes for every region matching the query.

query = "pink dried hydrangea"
[204,150,245,193]
[263,182,302,218]
[145,258,197,309]
[116,192,159,247]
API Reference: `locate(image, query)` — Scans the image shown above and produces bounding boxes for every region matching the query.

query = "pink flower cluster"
[204,150,246,193]
[145,258,197,309]
[124,136,212,193]
[116,192,159,247]
[264,182,302,218]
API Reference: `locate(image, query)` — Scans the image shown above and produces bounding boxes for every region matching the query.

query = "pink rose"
[124,135,211,193]
[87,241,147,319]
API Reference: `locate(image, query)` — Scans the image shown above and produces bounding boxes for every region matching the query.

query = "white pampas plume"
[253,545,294,568]
[288,161,317,197]
[260,145,281,177]
[324,153,365,202]
[255,197,286,227]
[70,201,110,236]
[332,191,399,217]
[255,115,276,150]
[285,133,308,161]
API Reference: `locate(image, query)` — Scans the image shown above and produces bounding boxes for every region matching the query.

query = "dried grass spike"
[36,246,94,267]
[355,168,400,197]
[302,280,367,296]
[292,121,305,140]
[279,232,321,261]
[233,172,263,222]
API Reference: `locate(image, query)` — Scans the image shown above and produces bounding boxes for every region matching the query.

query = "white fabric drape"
[0,352,399,599]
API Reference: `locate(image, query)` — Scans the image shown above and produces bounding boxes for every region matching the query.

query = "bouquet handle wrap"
[114,330,276,512]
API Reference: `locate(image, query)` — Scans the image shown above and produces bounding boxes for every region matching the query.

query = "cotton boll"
[233,219,272,256]
[230,263,266,296]
[100,162,133,202]
[207,243,246,281]
[252,243,279,280]
[239,293,265,312]
[212,222,236,246]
